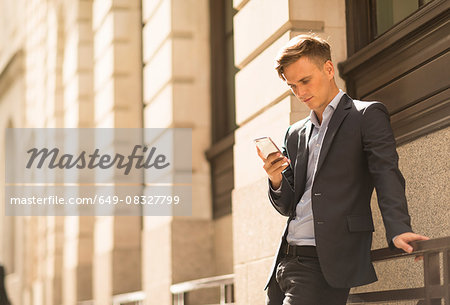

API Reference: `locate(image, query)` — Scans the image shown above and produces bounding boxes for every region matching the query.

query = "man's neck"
[314,87,340,124]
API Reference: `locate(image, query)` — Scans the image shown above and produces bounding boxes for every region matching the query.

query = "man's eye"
[301,80,309,85]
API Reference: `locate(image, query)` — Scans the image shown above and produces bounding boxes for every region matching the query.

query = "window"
[210,0,237,142]
[206,0,238,219]
[340,0,449,145]
[374,0,434,38]
[345,0,435,56]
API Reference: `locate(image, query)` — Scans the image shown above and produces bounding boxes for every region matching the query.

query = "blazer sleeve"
[267,126,295,217]
[361,103,412,248]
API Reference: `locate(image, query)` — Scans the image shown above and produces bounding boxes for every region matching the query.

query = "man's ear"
[324,60,334,79]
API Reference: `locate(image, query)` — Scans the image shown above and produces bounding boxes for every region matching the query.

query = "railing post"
[225,283,233,303]
[424,251,441,305]
[444,249,450,305]
[220,284,226,305]
[173,292,184,305]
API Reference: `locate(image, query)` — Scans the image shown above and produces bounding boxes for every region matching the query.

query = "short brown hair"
[274,34,331,80]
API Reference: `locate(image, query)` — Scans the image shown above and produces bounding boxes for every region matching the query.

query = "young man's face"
[283,56,336,115]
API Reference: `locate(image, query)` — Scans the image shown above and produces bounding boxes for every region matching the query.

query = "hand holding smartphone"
[254,137,281,159]
[254,136,289,189]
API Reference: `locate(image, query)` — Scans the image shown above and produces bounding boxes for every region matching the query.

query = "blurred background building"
[0,0,448,304]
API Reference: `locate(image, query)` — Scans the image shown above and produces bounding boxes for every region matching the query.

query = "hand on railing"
[393,232,430,262]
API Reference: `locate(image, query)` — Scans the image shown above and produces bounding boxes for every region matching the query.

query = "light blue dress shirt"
[286,89,345,246]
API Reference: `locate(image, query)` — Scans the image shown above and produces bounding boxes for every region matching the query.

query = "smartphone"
[254,136,282,159]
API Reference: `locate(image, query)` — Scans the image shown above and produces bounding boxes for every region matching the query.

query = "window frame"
[339,0,450,145]
[207,0,237,219]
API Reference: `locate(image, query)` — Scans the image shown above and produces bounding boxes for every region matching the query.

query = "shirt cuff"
[392,235,399,244]
[269,179,282,193]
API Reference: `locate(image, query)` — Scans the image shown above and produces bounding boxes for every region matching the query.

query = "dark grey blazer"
[265,94,412,289]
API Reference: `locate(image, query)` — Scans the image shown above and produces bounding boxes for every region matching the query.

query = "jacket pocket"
[347,214,375,232]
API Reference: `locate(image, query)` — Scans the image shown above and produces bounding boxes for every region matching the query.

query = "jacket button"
[317,221,324,225]
[314,192,322,196]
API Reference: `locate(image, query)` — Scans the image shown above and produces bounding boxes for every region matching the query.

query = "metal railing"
[348,236,450,304]
[170,274,234,305]
[111,291,145,305]
[76,291,145,305]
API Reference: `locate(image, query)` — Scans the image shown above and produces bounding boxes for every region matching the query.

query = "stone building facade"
[0,0,448,304]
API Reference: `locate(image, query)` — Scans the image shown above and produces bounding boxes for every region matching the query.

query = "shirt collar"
[310,89,344,127]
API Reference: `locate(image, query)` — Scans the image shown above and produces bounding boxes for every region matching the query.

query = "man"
[0,265,11,305]
[257,34,429,305]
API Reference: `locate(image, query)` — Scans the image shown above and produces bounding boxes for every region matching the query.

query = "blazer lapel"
[315,95,352,176]
[293,120,312,205]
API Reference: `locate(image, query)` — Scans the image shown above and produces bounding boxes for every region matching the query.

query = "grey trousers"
[266,256,350,305]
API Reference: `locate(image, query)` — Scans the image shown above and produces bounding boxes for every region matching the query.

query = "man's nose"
[291,86,302,97]
[290,87,297,96]
[297,87,307,99]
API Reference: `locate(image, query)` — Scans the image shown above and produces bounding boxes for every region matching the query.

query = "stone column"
[0,21,26,305]
[141,0,214,304]
[231,0,346,303]
[22,0,66,304]
[57,0,96,304]
[91,0,142,304]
